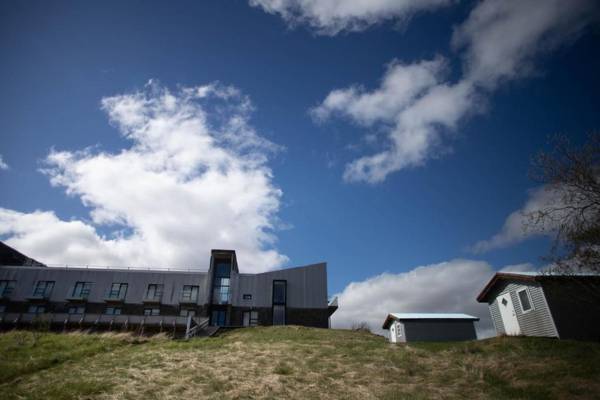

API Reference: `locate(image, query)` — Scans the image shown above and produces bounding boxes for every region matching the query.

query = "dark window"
[243,311,258,326]
[180,309,196,317]
[0,280,16,297]
[272,280,286,326]
[28,305,46,314]
[272,281,286,305]
[104,307,122,315]
[211,310,226,326]
[145,284,164,300]
[181,285,199,302]
[68,306,85,314]
[518,289,533,312]
[33,281,55,298]
[144,308,160,316]
[107,283,128,299]
[0,305,6,313]
[71,282,92,298]
[243,294,252,300]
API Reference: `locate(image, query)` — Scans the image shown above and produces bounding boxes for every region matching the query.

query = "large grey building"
[477,272,600,341]
[0,243,338,337]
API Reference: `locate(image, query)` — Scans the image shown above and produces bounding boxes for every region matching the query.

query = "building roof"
[382,313,479,329]
[0,241,45,267]
[476,271,600,303]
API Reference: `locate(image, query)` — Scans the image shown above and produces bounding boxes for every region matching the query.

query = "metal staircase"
[184,316,218,339]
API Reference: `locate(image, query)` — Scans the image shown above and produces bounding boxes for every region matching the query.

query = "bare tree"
[526,133,600,274]
[351,321,372,333]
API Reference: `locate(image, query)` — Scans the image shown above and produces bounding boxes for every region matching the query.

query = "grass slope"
[0,327,599,399]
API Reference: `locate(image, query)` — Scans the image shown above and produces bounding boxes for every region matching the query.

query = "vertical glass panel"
[273,281,286,305]
[518,289,532,311]
[273,305,285,325]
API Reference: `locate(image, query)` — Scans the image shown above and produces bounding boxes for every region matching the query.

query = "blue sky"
[1,0,599,333]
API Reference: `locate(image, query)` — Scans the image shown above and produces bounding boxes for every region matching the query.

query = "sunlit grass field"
[1,326,599,399]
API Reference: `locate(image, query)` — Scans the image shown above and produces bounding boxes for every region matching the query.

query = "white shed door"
[497,293,521,335]
[390,323,397,343]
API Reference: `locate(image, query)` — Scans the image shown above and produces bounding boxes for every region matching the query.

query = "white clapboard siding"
[489,281,558,337]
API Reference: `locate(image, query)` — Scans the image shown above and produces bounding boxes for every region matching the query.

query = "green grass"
[1,327,599,399]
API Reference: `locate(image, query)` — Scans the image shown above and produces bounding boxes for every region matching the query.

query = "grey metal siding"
[403,320,477,342]
[487,281,558,337]
[233,263,328,309]
[0,266,208,306]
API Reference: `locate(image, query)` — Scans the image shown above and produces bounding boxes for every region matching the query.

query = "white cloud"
[330,259,496,338]
[470,187,560,254]
[453,0,598,89]
[500,263,538,273]
[313,0,598,183]
[0,81,287,272]
[0,155,8,170]
[249,0,452,35]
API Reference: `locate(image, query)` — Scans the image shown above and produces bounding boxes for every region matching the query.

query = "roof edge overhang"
[477,272,538,303]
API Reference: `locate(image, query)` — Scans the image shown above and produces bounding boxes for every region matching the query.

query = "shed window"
[517,288,534,313]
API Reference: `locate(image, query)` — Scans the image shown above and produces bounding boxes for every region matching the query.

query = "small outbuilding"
[382,313,479,343]
[477,272,600,341]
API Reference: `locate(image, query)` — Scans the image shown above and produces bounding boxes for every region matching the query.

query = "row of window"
[0,304,196,317]
[0,280,201,303]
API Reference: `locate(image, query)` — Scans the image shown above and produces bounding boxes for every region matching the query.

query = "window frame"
[272,280,287,326]
[71,281,93,299]
[145,284,164,301]
[0,280,16,297]
[517,287,535,314]
[107,283,128,300]
[243,310,259,326]
[181,285,199,303]
[28,305,46,314]
[68,306,85,315]
[104,306,122,315]
[32,281,55,298]
[143,308,160,316]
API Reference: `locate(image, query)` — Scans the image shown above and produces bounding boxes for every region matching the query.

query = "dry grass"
[1,327,599,399]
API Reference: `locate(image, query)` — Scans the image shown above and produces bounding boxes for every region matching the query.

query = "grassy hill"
[1,327,599,400]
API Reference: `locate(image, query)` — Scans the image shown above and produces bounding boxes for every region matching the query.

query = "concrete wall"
[487,280,558,338]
